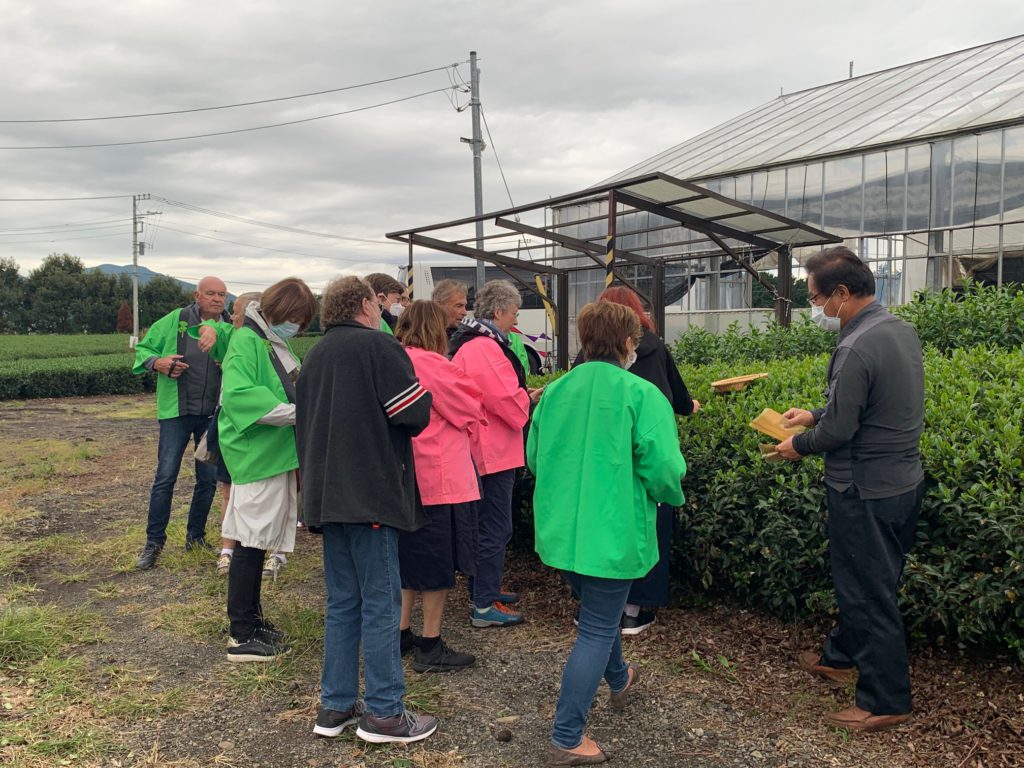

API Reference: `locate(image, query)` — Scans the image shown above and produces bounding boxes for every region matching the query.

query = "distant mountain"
[86,264,236,302]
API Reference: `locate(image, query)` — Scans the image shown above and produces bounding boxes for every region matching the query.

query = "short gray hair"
[431,278,467,304]
[474,280,521,320]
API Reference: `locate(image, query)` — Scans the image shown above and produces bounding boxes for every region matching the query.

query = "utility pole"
[130,193,151,348]
[468,51,486,296]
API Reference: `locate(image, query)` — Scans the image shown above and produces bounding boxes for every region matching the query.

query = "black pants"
[822,482,923,715]
[227,544,266,640]
[627,503,675,608]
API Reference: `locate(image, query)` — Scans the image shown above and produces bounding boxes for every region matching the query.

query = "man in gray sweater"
[776,246,924,733]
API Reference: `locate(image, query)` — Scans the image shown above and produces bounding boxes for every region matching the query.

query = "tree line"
[0,254,194,334]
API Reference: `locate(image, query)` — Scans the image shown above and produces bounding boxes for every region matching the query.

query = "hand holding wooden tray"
[749,407,806,442]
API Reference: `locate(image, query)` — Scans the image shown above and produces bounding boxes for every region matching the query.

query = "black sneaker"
[620,610,657,636]
[257,617,287,644]
[135,542,162,571]
[185,536,214,552]
[226,632,289,663]
[355,710,438,744]
[401,630,421,658]
[313,700,364,738]
[412,639,475,673]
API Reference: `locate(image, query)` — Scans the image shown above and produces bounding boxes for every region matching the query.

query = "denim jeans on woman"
[320,522,405,718]
[145,414,217,546]
[552,572,632,750]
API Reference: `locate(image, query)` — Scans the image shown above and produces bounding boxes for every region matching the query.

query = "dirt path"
[0,395,1020,767]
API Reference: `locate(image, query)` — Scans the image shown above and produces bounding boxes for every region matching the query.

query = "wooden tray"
[750,407,806,442]
[711,372,769,394]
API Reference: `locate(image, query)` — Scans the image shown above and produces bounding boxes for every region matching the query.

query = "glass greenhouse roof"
[607,35,1024,183]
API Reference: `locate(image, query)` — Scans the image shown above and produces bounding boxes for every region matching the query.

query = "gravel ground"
[1,394,1021,768]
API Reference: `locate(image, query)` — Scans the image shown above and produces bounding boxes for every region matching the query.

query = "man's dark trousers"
[145,414,218,546]
[821,481,924,715]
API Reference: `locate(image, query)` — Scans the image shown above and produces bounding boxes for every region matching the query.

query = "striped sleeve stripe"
[386,384,428,418]
[384,382,420,410]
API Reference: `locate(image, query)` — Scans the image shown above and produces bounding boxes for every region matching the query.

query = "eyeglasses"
[807,291,824,305]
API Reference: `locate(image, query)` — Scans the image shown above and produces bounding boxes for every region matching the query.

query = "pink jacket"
[451,336,530,476]
[406,347,487,505]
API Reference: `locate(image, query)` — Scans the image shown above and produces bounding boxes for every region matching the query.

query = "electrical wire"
[0,230,130,246]
[0,86,461,149]
[0,216,134,234]
[0,194,132,201]
[480,105,517,210]
[0,63,467,123]
[153,197,401,245]
[155,222,402,264]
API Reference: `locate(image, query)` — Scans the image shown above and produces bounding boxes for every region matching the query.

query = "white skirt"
[221,470,298,553]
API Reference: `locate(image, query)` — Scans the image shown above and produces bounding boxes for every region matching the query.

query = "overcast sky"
[2,0,1023,293]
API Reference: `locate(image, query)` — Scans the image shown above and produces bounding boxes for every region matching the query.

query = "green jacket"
[217,327,299,485]
[133,305,224,420]
[507,330,530,373]
[526,360,686,579]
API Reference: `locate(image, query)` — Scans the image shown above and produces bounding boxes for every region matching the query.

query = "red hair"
[597,285,655,332]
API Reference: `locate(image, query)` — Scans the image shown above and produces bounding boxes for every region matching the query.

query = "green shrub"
[0,354,155,399]
[893,280,1024,352]
[0,333,130,361]
[672,317,836,366]
[668,346,1023,660]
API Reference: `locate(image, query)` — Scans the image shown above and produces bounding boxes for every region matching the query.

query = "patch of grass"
[0,439,99,483]
[403,674,445,715]
[147,597,224,642]
[57,570,92,584]
[689,648,739,685]
[223,653,306,699]
[98,684,194,719]
[0,603,105,665]
[78,399,156,420]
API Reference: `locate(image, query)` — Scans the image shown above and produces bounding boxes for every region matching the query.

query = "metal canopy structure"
[386,171,841,370]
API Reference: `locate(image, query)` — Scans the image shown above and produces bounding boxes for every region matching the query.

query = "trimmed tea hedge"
[0,335,324,401]
[671,346,1023,660]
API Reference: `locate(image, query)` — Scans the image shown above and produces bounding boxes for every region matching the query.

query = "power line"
[153,197,401,245]
[480,105,517,209]
[0,87,461,150]
[0,230,130,246]
[0,194,132,201]
[155,222,402,264]
[0,216,134,234]
[0,222,130,237]
[0,63,466,123]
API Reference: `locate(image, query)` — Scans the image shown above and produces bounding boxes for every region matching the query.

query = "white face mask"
[810,292,844,332]
[270,321,300,339]
[389,303,404,318]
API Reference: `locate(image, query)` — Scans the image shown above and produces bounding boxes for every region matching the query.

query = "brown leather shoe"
[798,651,857,685]
[609,662,640,710]
[548,735,610,765]
[826,704,911,732]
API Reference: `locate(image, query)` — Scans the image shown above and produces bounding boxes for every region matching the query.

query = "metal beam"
[615,189,780,251]
[403,233,562,275]
[493,217,658,266]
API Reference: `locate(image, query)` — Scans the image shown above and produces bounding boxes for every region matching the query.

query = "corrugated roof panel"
[605,36,1024,184]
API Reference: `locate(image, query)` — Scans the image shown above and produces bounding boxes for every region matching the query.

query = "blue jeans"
[472,469,515,608]
[552,572,632,750]
[145,415,218,546]
[320,523,405,718]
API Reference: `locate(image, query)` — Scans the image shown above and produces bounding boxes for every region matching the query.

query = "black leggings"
[227,544,266,640]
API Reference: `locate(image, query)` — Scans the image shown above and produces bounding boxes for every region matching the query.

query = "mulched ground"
[1,394,1021,767]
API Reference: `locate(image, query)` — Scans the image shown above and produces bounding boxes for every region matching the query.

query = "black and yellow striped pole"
[534,274,557,330]
[604,190,617,288]
[406,241,414,300]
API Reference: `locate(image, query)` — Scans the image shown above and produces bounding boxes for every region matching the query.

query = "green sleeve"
[508,331,529,373]
[526,395,544,475]
[380,317,395,335]
[187,320,234,362]
[132,310,179,375]
[632,394,687,506]
[220,331,284,434]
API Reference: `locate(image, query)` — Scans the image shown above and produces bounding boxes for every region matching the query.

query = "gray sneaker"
[355,710,438,744]
[313,700,365,738]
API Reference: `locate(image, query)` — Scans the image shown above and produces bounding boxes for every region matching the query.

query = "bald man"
[133,276,231,570]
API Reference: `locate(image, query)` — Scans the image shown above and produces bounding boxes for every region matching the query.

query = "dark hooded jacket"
[296,321,432,532]
[574,328,694,416]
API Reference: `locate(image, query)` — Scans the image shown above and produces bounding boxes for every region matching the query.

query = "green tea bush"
[893,280,1024,352]
[671,346,1023,660]
[0,333,129,361]
[672,318,836,366]
[0,354,155,399]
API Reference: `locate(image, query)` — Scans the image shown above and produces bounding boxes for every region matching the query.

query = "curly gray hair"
[473,280,521,320]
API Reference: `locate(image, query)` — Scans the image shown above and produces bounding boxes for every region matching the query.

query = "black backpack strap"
[242,318,297,404]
